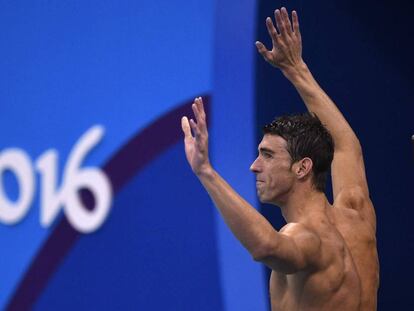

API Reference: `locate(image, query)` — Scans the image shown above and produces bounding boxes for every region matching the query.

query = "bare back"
[269,219,361,311]
[328,196,380,311]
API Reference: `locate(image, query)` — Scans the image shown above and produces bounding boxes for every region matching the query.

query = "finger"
[196,97,206,120]
[275,9,290,40]
[181,116,193,139]
[198,97,206,121]
[281,7,293,33]
[292,10,301,35]
[255,41,272,63]
[265,17,279,47]
[189,118,200,138]
[194,98,208,135]
[412,135,414,161]
[192,102,201,123]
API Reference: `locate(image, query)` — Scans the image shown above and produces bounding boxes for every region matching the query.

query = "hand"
[181,97,212,176]
[256,7,304,73]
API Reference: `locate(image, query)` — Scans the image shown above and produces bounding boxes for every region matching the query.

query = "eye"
[263,152,273,159]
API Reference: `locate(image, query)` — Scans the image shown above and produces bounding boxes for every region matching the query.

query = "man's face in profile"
[250,134,295,205]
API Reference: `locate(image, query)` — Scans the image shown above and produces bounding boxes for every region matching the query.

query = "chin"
[258,193,282,206]
[257,189,278,204]
[257,194,270,204]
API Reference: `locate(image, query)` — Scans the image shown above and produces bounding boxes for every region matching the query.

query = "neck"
[278,187,329,223]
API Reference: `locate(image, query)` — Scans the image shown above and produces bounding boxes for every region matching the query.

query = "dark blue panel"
[33,142,224,311]
[256,1,414,310]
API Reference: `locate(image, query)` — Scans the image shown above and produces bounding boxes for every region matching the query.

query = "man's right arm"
[256,8,375,229]
[181,97,321,273]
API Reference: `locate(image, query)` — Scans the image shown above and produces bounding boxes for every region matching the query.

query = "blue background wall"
[0,0,412,310]
[0,1,264,310]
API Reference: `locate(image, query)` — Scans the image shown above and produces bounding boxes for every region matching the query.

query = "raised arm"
[181,97,320,273]
[256,8,375,228]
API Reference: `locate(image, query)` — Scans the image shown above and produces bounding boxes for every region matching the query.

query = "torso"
[269,219,361,311]
[269,200,379,311]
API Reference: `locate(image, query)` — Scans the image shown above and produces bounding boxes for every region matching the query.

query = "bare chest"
[269,267,360,311]
[269,269,326,311]
[268,226,361,311]
[269,271,301,311]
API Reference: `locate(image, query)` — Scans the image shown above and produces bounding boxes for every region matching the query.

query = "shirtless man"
[181,7,379,310]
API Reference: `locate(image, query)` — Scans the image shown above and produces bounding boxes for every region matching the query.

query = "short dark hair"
[263,113,334,192]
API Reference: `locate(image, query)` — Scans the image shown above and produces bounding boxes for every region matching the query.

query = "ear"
[294,157,313,179]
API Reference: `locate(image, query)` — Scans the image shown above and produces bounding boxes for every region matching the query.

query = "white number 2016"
[0,126,112,233]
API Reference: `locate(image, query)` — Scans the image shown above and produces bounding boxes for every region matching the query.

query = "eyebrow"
[258,147,275,154]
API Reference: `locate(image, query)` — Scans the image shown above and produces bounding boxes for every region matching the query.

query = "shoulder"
[334,186,376,230]
[281,222,320,240]
[280,223,322,259]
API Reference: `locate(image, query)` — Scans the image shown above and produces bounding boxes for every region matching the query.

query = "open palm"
[256,8,303,71]
[181,97,211,175]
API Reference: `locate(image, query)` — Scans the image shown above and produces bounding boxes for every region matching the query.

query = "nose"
[250,157,261,173]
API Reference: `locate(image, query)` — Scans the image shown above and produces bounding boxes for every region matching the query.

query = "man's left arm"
[256,8,375,229]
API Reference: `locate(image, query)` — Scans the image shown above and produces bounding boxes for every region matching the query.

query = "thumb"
[181,116,192,139]
[255,41,271,62]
